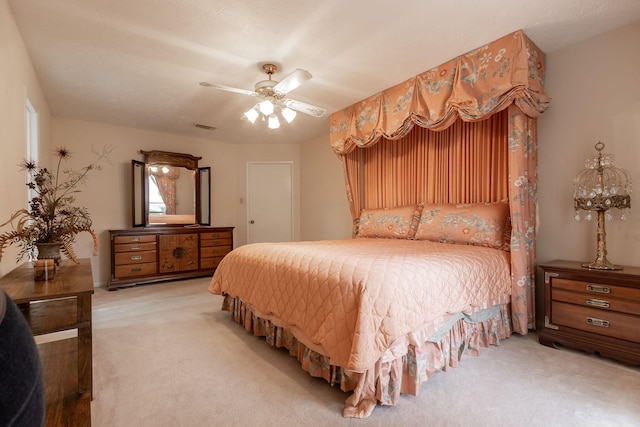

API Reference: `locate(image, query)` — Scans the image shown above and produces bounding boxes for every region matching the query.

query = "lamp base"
[581,260,623,270]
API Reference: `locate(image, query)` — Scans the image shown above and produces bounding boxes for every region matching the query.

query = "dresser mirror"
[131,150,210,227]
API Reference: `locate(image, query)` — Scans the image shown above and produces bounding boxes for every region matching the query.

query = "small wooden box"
[33,259,55,281]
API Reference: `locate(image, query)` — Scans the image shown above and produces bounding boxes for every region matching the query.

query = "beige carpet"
[91,278,640,427]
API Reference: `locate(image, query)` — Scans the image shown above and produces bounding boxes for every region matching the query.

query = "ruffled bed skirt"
[221,295,512,418]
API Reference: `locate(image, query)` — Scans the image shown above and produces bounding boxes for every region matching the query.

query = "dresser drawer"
[552,288,640,316]
[201,246,232,258]
[114,235,157,245]
[114,250,157,266]
[114,242,157,253]
[201,237,232,247]
[201,231,232,241]
[109,227,233,290]
[115,262,157,278]
[201,256,225,269]
[552,301,640,343]
[553,278,640,300]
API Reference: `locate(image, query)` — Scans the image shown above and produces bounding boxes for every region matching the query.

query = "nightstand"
[0,259,94,426]
[538,260,640,365]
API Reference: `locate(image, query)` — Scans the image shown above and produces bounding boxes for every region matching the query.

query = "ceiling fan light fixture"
[244,107,259,123]
[202,63,325,131]
[268,115,280,129]
[259,100,274,116]
[282,107,297,123]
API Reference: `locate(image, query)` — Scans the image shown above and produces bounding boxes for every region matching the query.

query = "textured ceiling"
[8,0,640,145]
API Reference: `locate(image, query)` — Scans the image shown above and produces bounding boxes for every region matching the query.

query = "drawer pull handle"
[586,317,610,328]
[131,268,142,272]
[130,255,142,261]
[130,237,141,242]
[586,298,610,308]
[586,284,610,294]
[130,246,141,250]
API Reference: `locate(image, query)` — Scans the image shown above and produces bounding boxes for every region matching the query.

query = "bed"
[209,29,549,418]
[209,202,515,417]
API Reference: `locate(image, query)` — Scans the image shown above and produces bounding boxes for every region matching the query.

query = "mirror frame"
[132,150,211,227]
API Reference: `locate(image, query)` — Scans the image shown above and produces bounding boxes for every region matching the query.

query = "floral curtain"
[329,30,550,334]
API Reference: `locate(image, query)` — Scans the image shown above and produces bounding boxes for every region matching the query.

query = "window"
[148,176,166,214]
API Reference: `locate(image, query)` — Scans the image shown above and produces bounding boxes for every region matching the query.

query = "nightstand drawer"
[539,260,640,365]
[552,288,640,316]
[552,301,640,343]
[553,278,640,300]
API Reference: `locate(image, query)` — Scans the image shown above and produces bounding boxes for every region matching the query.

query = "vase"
[34,242,62,269]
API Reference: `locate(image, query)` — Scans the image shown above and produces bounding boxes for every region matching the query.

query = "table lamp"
[573,141,631,270]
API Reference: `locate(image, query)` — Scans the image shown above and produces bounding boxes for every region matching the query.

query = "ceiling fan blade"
[273,69,312,95]
[199,82,256,97]
[283,99,326,117]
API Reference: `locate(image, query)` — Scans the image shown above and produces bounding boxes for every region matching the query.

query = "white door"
[247,162,293,243]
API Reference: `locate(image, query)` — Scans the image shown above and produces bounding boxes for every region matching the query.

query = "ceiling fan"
[199,64,326,125]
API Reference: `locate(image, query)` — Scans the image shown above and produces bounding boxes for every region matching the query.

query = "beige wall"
[0,0,52,277]
[538,20,640,266]
[299,18,640,261]
[298,21,640,261]
[50,117,355,286]
[537,20,640,318]
[302,21,640,265]
[0,0,350,285]
[52,117,310,285]
[300,134,353,241]
[3,0,637,288]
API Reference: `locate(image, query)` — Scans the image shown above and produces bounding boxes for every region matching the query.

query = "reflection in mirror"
[147,165,196,224]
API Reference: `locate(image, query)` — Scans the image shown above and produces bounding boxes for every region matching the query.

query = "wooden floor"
[38,338,91,427]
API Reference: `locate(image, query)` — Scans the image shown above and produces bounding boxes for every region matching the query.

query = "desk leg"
[77,294,93,399]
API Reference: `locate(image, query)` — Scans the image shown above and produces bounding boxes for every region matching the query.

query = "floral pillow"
[414,201,510,250]
[356,204,422,239]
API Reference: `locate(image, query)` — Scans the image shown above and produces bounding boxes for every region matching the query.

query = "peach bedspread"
[208,239,511,375]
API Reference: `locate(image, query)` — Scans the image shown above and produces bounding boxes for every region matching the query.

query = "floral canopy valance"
[329,30,550,153]
[329,30,551,335]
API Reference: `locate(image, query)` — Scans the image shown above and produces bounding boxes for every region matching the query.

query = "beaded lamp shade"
[573,141,631,270]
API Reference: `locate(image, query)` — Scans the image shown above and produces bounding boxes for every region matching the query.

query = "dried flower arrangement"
[0,145,113,264]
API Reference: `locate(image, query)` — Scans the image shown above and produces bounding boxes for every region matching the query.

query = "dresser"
[538,260,640,365]
[109,226,233,290]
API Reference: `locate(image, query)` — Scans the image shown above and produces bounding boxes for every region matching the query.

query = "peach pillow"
[356,204,421,239]
[415,201,510,249]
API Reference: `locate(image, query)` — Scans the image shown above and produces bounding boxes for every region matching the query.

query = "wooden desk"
[0,259,94,425]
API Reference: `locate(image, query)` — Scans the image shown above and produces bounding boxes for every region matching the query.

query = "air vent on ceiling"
[194,123,216,131]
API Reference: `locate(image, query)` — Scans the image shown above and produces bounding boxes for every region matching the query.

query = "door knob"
[249,220,255,224]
